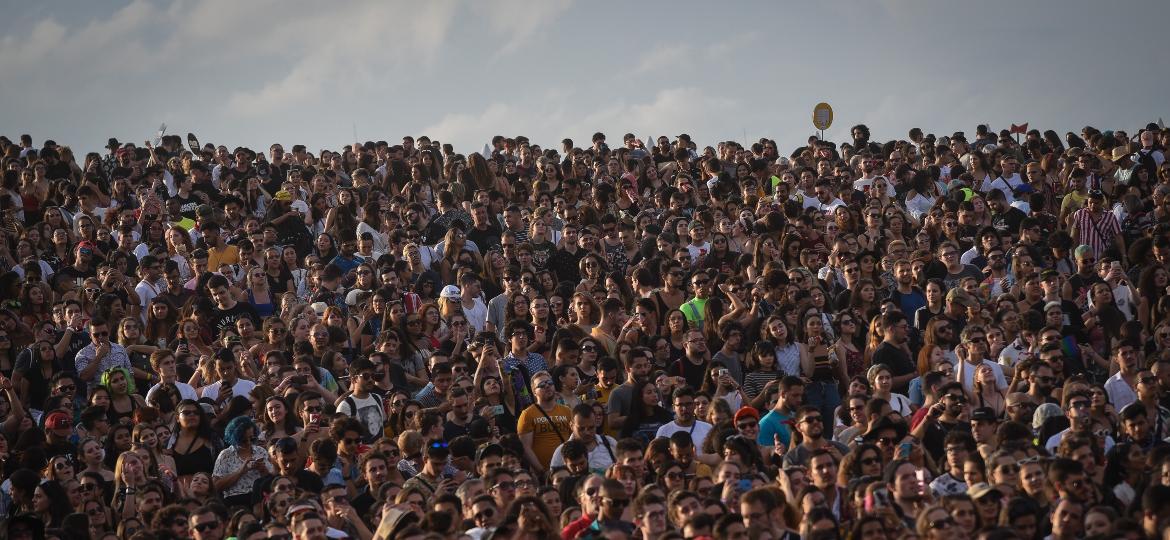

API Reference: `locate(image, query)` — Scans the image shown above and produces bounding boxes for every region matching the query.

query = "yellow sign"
[812,102,833,131]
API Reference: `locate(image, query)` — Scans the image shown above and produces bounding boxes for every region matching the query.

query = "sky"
[3,0,1169,158]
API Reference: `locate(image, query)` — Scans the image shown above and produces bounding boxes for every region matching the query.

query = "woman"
[663,309,688,363]
[12,339,63,412]
[914,279,947,331]
[133,423,177,483]
[43,454,76,484]
[501,495,558,540]
[78,437,116,483]
[31,480,72,528]
[699,361,745,411]
[940,494,981,538]
[242,266,277,319]
[915,504,958,540]
[117,318,159,392]
[909,344,954,407]
[802,313,847,424]
[172,317,213,359]
[169,399,220,485]
[102,366,146,426]
[18,282,52,328]
[213,416,273,507]
[551,364,583,409]
[144,298,178,349]
[868,364,912,416]
[112,451,150,520]
[742,340,781,400]
[620,379,672,444]
[970,363,1006,418]
[260,396,300,442]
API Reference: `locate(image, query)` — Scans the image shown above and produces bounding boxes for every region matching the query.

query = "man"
[1069,190,1125,265]
[936,241,984,291]
[1027,354,1059,404]
[336,359,385,442]
[654,386,714,452]
[133,255,164,323]
[502,321,548,404]
[591,298,626,357]
[987,155,1024,201]
[782,406,849,468]
[811,179,846,213]
[1135,368,1170,440]
[586,479,634,536]
[1059,246,1104,312]
[739,487,789,533]
[55,241,98,285]
[402,439,459,499]
[321,483,373,540]
[328,235,365,275]
[1048,498,1084,540]
[889,460,927,530]
[561,474,604,540]
[467,202,502,254]
[807,448,848,521]
[887,259,926,317]
[956,326,1008,393]
[486,266,523,338]
[73,318,131,391]
[289,511,326,540]
[929,431,976,497]
[606,351,652,433]
[1005,393,1038,427]
[189,506,226,540]
[200,350,257,406]
[632,493,667,540]
[987,189,1027,236]
[871,312,915,393]
[456,273,488,334]
[206,275,259,335]
[441,387,475,441]
[711,323,746,384]
[911,382,970,462]
[550,404,618,473]
[757,376,804,449]
[145,349,199,402]
[1104,340,1141,412]
[1045,389,1114,453]
[1141,485,1170,540]
[684,222,711,265]
[465,494,500,540]
[679,271,713,330]
[670,328,711,389]
[199,222,239,270]
[518,370,572,475]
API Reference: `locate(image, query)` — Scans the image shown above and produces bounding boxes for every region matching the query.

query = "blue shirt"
[757,408,794,448]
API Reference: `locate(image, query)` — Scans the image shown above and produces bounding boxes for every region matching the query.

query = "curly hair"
[223,416,259,448]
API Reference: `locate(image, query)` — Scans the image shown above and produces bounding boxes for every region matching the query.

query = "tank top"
[247,289,275,318]
[107,396,138,425]
[173,437,216,476]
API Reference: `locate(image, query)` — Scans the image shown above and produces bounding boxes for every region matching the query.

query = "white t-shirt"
[146,380,200,403]
[337,393,384,439]
[200,378,257,402]
[655,420,715,454]
[958,359,1008,393]
[462,297,489,334]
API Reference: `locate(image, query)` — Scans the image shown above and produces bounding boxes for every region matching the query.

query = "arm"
[518,419,545,475]
[799,344,814,379]
[0,377,23,434]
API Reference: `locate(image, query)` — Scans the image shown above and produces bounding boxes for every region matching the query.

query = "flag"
[1010,123,1029,134]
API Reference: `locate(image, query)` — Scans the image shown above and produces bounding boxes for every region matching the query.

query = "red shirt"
[561,513,595,540]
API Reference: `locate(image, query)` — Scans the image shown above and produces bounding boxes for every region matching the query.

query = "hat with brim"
[1111,146,1133,163]
[968,482,1002,500]
[106,138,120,150]
[373,507,419,540]
[862,416,908,442]
[946,288,978,308]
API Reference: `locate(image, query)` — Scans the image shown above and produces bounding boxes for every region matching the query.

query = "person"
[517,370,572,475]
[73,318,131,392]
[757,376,803,451]
[549,404,618,474]
[871,312,915,394]
[654,386,714,452]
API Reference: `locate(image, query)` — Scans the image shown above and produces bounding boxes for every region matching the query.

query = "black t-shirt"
[55,265,96,288]
[548,247,584,284]
[873,342,915,394]
[210,302,260,335]
[173,193,199,220]
[992,207,1028,236]
[467,224,502,254]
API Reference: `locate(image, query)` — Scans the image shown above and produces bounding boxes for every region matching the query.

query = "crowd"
[0,123,1169,540]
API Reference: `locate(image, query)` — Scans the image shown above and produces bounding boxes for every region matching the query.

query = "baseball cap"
[734,407,760,424]
[440,285,461,300]
[274,190,293,202]
[946,288,978,308]
[970,407,998,422]
[45,411,72,430]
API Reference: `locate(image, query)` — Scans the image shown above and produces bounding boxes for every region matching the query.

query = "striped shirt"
[1072,208,1120,258]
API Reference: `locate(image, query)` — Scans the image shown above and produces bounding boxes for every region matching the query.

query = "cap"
[1005,393,1033,407]
[968,482,1001,500]
[1039,269,1059,281]
[475,442,505,461]
[77,240,96,252]
[970,407,998,422]
[733,407,760,424]
[946,288,978,308]
[45,411,72,430]
[196,204,214,218]
[440,285,461,300]
[1033,402,1065,430]
[310,302,329,316]
[274,190,293,202]
[1043,301,1063,313]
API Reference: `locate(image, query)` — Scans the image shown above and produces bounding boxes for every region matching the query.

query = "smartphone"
[291,375,307,385]
[490,405,505,416]
[737,479,752,493]
[899,442,913,457]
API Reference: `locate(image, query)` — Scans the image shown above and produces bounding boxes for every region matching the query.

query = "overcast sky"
[3,0,1168,157]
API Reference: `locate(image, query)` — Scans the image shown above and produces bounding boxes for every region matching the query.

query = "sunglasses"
[193,521,220,533]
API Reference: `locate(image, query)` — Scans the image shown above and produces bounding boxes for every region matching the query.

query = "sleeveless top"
[776,343,801,377]
[842,346,864,380]
[247,289,276,318]
[173,437,216,476]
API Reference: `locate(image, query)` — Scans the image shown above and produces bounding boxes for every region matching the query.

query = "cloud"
[634,43,692,73]
[475,0,573,59]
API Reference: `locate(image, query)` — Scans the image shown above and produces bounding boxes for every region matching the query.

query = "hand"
[251,459,268,473]
[0,375,11,392]
[96,342,111,358]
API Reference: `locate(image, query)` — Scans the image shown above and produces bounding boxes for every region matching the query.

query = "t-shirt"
[337,393,385,442]
[655,420,715,454]
[757,408,794,448]
[210,302,260,335]
[517,402,572,469]
[873,342,915,394]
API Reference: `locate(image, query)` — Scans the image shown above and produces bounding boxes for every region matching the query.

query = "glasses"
[861,457,881,466]
[674,401,695,408]
[927,517,955,530]
[193,521,220,533]
[604,497,630,507]
[581,345,596,352]
[80,483,97,492]
[492,481,515,491]
[92,331,110,338]
[998,464,1019,473]
[54,461,72,470]
[800,415,823,424]
[1068,401,1090,410]
[665,471,685,480]
[736,421,758,430]
[58,384,76,393]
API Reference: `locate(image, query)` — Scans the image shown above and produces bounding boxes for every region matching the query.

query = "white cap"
[440,285,461,300]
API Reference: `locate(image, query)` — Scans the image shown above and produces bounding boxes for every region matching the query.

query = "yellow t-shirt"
[517,403,573,469]
[208,245,239,270]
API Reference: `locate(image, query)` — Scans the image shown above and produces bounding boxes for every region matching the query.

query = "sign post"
[812,102,833,140]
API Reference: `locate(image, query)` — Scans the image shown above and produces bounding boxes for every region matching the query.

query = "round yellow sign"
[812,102,833,131]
